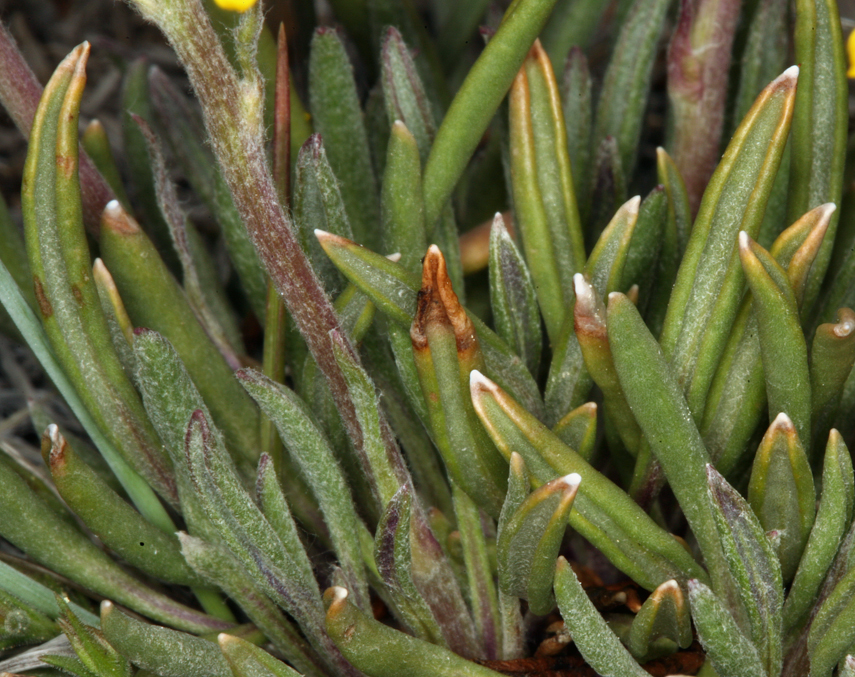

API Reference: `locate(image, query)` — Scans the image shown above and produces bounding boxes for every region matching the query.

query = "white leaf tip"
[782,64,799,80]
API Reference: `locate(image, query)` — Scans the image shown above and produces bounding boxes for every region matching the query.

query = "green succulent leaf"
[688,579,767,677]
[784,430,854,633]
[101,601,232,677]
[470,369,707,590]
[488,213,542,376]
[560,48,592,211]
[811,308,855,447]
[554,557,649,677]
[508,39,584,342]
[0,587,58,650]
[422,0,560,228]
[238,368,370,611]
[374,483,447,647]
[659,65,798,423]
[451,485,501,657]
[739,232,812,457]
[309,28,379,251]
[707,464,784,676]
[293,134,354,294]
[316,230,544,418]
[325,586,502,675]
[551,402,597,463]
[497,472,579,615]
[627,579,692,659]
[219,633,303,677]
[22,43,176,508]
[178,533,325,677]
[747,414,816,583]
[788,0,847,313]
[101,204,260,466]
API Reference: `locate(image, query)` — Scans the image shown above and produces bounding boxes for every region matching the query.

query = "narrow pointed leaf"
[381,121,426,274]
[331,330,409,508]
[702,203,834,473]
[574,274,641,456]
[0,588,57,650]
[470,369,708,590]
[739,231,812,454]
[593,0,670,177]
[293,134,353,294]
[54,596,131,677]
[687,579,766,677]
[621,186,667,314]
[452,485,501,658]
[811,308,855,446]
[0,256,168,530]
[0,555,97,627]
[148,68,267,320]
[628,579,692,659]
[508,39,584,342]
[81,119,130,211]
[135,115,244,363]
[237,369,370,612]
[747,413,816,582]
[45,425,201,586]
[325,587,503,676]
[584,195,640,297]
[489,213,541,375]
[784,430,855,633]
[22,45,176,506]
[179,534,326,677]
[587,136,627,241]
[183,412,357,675]
[422,0,560,227]
[101,204,260,464]
[411,246,507,517]
[317,231,544,418]
[554,557,649,677]
[561,48,592,209]
[0,435,226,634]
[101,602,231,677]
[381,27,436,164]
[551,402,597,463]
[659,66,798,422]
[809,566,855,677]
[374,484,447,647]
[309,28,379,250]
[219,633,303,677]
[497,473,579,615]
[788,0,847,311]
[707,465,783,676]
[606,292,727,593]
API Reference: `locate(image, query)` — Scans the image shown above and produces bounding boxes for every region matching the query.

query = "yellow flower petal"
[212,0,258,12]
[847,29,855,78]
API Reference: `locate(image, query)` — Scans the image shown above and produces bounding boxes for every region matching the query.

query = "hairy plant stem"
[125,0,396,471]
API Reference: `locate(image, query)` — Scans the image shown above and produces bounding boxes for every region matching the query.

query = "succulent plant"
[0,0,854,675]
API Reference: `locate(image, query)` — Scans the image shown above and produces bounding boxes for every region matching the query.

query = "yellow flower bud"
[847,29,855,78]
[212,0,257,12]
